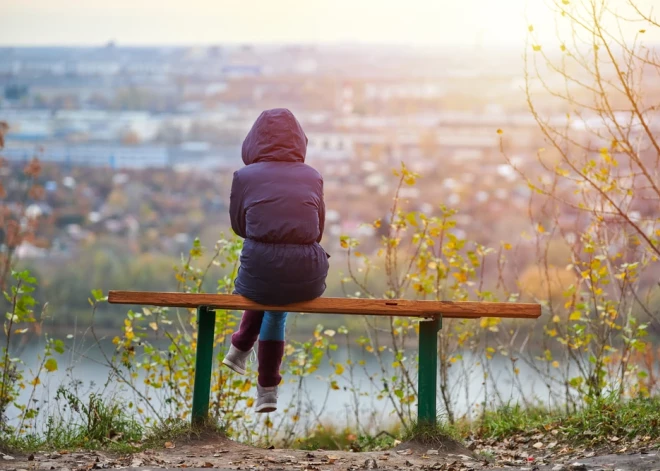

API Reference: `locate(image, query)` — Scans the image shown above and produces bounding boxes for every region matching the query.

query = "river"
[8,332,566,434]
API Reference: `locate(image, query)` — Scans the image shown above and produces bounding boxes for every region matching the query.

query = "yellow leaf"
[335,363,345,375]
[562,0,569,4]
[373,219,382,228]
[552,315,560,323]
[547,329,558,337]
[528,25,534,32]
[569,311,582,321]
[406,212,417,227]
[241,380,252,392]
[514,367,520,375]
[640,29,646,33]
[496,128,503,135]
[246,397,254,407]
[532,45,542,52]
[560,44,567,52]
[340,239,348,249]
[552,361,560,368]
[503,243,512,250]
[353,251,362,257]
[453,271,468,283]
[31,376,41,386]
[537,223,545,233]
[15,328,28,334]
[149,322,158,331]
[44,358,57,373]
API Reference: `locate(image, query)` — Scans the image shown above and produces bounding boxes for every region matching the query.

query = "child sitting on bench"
[222,108,329,413]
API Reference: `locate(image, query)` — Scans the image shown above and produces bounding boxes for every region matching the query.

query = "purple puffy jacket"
[230,108,329,305]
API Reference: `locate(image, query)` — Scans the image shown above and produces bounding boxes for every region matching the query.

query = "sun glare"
[0,0,575,47]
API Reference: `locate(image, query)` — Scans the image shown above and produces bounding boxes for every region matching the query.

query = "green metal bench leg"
[191,305,216,425]
[418,316,441,425]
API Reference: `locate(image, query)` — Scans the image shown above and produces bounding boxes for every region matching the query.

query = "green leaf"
[91,289,106,302]
[569,376,583,388]
[52,339,65,354]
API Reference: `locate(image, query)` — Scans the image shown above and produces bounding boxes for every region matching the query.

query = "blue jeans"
[230,310,288,387]
[259,311,288,341]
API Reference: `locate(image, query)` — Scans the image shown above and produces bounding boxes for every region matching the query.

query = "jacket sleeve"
[317,179,325,244]
[229,171,247,238]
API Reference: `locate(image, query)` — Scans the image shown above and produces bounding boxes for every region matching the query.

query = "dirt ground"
[1,433,659,471]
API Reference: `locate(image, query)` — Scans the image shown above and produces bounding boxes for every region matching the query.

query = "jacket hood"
[242,108,308,165]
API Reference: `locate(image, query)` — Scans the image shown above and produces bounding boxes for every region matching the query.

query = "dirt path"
[2,434,658,471]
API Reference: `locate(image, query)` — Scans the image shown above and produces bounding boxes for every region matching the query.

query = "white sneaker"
[222,344,252,375]
[255,385,278,413]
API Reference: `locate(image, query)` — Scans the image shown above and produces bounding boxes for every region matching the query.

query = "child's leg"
[257,311,288,387]
[223,310,264,375]
[231,310,264,352]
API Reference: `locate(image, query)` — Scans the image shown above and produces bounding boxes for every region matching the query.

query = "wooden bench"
[108,291,541,425]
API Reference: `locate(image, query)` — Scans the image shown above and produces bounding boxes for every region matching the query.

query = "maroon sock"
[231,310,264,352]
[258,340,285,387]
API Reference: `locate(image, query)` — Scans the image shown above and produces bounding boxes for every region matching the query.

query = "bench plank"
[108,291,541,319]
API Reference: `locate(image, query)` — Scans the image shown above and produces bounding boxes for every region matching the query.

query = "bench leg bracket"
[191,305,216,425]
[418,316,441,425]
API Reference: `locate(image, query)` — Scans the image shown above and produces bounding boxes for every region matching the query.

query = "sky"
[1,0,659,48]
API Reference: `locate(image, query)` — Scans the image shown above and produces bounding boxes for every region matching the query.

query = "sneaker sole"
[255,403,277,413]
[222,358,247,375]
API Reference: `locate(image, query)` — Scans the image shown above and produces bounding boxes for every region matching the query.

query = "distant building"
[2,143,169,169]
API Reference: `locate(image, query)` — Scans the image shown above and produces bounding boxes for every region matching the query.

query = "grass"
[0,391,144,454]
[3,395,660,455]
[1,408,227,455]
[400,420,462,444]
[476,395,660,446]
[293,396,660,452]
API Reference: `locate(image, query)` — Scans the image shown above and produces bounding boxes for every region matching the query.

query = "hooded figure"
[224,109,329,413]
[229,108,329,304]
